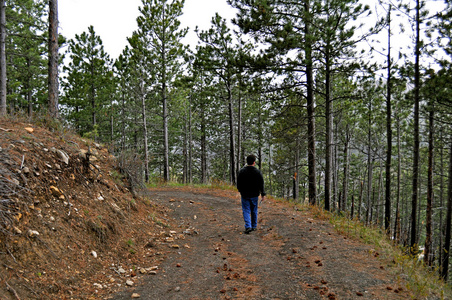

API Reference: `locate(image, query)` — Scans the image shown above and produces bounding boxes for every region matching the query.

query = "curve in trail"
[111,188,409,300]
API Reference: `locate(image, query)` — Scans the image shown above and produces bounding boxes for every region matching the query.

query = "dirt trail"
[110,188,409,300]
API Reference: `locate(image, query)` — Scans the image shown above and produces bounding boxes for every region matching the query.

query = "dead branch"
[5,281,21,300]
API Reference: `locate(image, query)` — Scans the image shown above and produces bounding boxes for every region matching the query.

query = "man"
[237,154,266,234]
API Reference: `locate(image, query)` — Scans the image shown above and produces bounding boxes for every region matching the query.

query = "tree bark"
[305,0,317,206]
[441,135,452,280]
[227,83,236,185]
[366,99,373,226]
[424,102,434,266]
[385,6,392,234]
[410,0,420,253]
[0,0,5,117]
[394,114,402,243]
[340,126,350,212]
[141,85,149,183]
[438,128,445,273]
[48,0,59,118]
[325,57,332,211]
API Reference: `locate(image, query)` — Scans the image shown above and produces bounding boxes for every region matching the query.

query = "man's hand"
[261,196,265,202]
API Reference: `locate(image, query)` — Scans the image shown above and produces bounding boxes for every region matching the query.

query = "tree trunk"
[341,126,350,212]
[141,85,149,183]
[0,0,5,117]
[201,107,207,184]
[424,102,434,266]
[325,60,332,211]
[293,143,300,201]
[441,135,452,280]
[48,0,59,118]
[227,84,236,185]
[162,3,170,182]
[188,94,192,184]
[305,0,317,206]
[410,0,420,253]
[438,128,445,274]
[358,179,364,220]
[237,86,242,177]
[385,6,392,234]
[394,114,402,243]
[366,99,373,226]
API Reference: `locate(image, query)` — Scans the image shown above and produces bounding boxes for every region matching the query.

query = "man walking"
[237,154,266,234]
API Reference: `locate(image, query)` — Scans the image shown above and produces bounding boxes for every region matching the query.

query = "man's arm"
[258,170,266,200]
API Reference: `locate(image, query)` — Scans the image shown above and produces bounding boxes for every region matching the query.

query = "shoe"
[244,228,252,234]
[251,228,257,231]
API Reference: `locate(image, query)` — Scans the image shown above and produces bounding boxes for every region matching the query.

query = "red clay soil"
[109,187,412,300]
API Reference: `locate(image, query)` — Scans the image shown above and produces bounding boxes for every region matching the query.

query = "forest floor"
[0,119,447,299]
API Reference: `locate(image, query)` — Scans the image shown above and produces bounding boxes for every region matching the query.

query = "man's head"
[246,154,257,166]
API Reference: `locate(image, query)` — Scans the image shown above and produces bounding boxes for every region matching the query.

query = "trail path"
[111,188,408,299]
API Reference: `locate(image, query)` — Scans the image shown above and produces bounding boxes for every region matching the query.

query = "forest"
[0,0,452,284]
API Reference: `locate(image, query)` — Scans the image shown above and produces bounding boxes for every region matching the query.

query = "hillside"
[0,120,175,299]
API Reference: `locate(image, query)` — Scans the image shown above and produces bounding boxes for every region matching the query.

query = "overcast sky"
[59,0,447,68]
[59,0,237,59]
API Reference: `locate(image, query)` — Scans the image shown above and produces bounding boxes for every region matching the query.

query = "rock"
[49,186,63,198]
[22,167,30,174]
[110,202,121,212]
[57,150,69,165]
[174,287,180,292]
[131,293,141,298]
[24,127,34,133]
[13,213,22,222]
[12,226,22,234]
[91,251,97,258]
[118,267,126,274]
[28,230,39,237]
[126,280,134,286]
[93,283,103,289]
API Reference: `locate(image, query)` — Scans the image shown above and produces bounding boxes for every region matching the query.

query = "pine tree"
[61,26,114,141]
[196,13,243,185]
[134,0,188,182]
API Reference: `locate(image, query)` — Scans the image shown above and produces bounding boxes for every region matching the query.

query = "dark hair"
[246,154,256,165]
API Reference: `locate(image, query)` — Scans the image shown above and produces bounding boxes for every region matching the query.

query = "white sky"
[59,0,447,68]
[59,0,237,59]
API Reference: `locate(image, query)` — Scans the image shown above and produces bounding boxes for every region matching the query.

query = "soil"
[0,119,426,299]
[109,188,412,300]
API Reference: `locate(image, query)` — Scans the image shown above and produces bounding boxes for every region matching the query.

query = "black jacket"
[237,165,266,198]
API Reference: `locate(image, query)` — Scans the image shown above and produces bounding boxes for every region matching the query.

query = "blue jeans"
[241,196,259,229]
